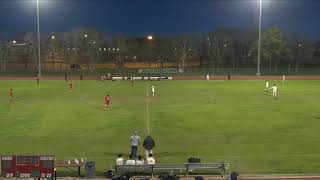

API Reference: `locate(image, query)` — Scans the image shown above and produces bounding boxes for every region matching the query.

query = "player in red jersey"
[68,80,73,92]
[131,76,134,87]
[104,94,110,110]
[8,88,14,102]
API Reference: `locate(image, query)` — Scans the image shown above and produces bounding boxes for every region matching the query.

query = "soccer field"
[0,80,320,174]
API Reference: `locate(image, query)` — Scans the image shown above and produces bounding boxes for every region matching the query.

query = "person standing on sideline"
[143,134,155,158]
[146,154,155,165]
[265,80,269,92]
[282,75,286,84]
[269,84,278,97]
[206,74,210,80]
[80,74,83,80]
[130,131,140,159]
[227,74,231,81]
[116,154,124,165]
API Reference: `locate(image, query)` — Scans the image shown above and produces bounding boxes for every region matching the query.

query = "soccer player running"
[104,94,110,111]
[35,76,40,86]
[68,80,73,92]
[265,80,269,92]
[8,88,14,102]
[131,76,134,87]
[151,85,155,96]
[269,84,278,97]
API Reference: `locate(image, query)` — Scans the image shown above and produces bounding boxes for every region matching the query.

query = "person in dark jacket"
[143,134,155,158]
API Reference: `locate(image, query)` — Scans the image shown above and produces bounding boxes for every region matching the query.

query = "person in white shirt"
[146,154,155,165]
[282,75,286,83]
[206,74,210,80]
[125,155,135,165]
[151,85,155,96]
[135,155,144,165]
[116,154,124,166]
[265,80,269,92]
[269,84,278,97]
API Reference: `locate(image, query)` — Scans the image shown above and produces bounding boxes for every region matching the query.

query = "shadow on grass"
[312,116,320,120]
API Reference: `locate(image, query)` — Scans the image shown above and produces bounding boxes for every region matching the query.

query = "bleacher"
[112,162,229,177]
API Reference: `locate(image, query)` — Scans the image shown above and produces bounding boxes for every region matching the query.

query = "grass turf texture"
[0,80,320,175]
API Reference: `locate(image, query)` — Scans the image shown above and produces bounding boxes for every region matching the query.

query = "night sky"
[0,0,320,40]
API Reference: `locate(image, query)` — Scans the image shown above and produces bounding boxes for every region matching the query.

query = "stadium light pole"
[36,0,42,77]
[147,35,153,69]
[256,0,262,76]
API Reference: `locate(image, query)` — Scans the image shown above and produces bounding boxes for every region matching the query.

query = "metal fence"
[1,67,319,77]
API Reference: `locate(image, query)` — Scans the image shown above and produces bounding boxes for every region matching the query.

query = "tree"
[22,32,36,70]
[312,42,320,66]
[252,27,293,72]
[69,28,106,71]
[62,32,78,70]
[206,30,232,73]
[114,36,127,68]
[172,34,201,72]
[203,28,257,73]
[289,40,312,72]
[46,34,63,70]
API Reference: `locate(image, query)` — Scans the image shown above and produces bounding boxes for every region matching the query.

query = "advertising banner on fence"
[138,69,180,74]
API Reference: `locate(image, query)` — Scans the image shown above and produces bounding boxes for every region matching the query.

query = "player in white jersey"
[151,85,155,96]
[282,75,286,84]
[265,80,269,92]
[269,84,278,97]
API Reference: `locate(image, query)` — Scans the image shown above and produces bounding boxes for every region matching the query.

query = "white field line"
[146,100,150,135]
[64,153,320,160]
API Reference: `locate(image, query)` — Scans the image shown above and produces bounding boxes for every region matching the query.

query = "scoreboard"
[1,155,54,178]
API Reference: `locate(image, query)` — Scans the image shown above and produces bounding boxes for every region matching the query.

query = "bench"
[187,163,229,177]
[115,164,153,174]
[113,163,229,177]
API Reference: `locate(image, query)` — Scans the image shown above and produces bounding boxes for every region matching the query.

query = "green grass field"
[0,80,320,175]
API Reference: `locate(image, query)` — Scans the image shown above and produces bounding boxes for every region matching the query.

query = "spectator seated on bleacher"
[116,153,124,165]
[146,154,155,165]
[135,155,144,165]
[125,154,135,165]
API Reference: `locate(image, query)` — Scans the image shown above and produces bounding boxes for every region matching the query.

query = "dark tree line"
[1,27,320,72]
